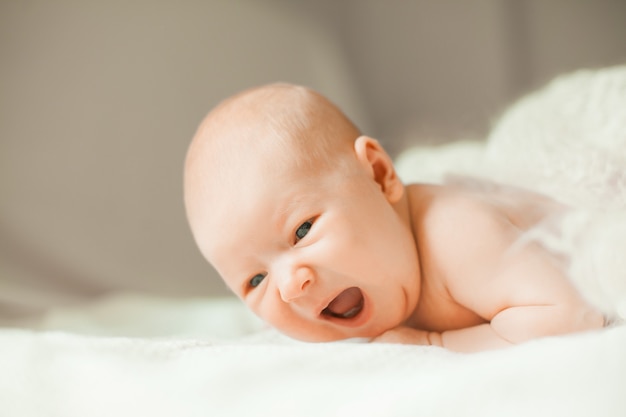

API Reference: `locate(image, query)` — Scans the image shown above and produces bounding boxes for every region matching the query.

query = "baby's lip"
[321,287,364,319]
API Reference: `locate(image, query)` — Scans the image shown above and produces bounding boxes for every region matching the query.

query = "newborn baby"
[183,83,604,352]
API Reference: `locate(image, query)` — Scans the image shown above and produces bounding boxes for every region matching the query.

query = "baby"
[183,83,605,352]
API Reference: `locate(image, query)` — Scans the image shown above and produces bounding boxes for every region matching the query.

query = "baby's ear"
[354,136,404,203]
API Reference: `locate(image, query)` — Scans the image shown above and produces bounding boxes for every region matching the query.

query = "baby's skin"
[184,83,604,352]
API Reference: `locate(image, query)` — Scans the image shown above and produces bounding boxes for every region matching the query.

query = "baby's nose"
[279,265,315,303]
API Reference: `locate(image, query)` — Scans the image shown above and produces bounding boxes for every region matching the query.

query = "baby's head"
[184,83,421,341]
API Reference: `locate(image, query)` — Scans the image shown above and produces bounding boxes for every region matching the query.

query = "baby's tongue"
[326,287,363,317]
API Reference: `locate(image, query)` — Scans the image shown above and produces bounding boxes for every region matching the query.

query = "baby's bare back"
[443,175,567,232]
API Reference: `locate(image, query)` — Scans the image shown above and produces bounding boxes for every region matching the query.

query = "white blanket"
[2,66,626,417]
[1,295,625,417]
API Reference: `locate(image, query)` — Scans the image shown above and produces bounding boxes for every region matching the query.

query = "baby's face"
[188,138,421,341]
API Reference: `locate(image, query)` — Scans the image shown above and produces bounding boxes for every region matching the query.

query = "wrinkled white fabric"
[0,323,625,417]
[485,65,626,210]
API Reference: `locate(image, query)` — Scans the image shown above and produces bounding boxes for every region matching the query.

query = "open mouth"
[321,287,364,319]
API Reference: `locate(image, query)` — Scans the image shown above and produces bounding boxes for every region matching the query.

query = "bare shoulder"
[410,184,517,256]
[408,184,522,315]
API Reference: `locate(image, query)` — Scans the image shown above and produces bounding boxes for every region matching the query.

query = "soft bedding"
[2,65,626,416]
[1,298,625,417]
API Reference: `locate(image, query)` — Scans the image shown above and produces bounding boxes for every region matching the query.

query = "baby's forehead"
[194,165,324,270]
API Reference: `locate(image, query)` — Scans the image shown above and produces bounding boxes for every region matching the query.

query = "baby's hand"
[371,325,433,345]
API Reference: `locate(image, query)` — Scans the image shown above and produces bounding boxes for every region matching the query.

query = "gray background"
[1,0,625,317]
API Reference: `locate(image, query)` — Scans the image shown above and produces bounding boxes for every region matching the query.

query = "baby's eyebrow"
[273,194,309,229]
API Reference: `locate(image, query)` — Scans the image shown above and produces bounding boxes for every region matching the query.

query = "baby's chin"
[276,323,390,343]
[283,329,372,343]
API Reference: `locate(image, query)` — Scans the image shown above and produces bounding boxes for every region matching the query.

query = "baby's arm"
[376,300,602,352]
[404,307,599,352]
[381,193,604,352]
[435,252,603,352]
[373,323,513,351]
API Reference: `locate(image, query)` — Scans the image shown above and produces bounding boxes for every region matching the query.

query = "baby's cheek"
[256,303,307,337]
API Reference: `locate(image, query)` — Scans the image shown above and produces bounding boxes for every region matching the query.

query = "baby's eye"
[249,273,266,288]
[295,220,313,242]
